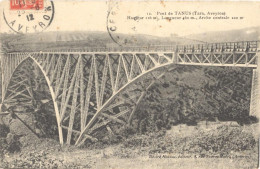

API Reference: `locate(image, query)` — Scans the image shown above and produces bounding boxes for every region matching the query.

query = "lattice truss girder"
[177,52,258,67]
[1,52,174,145]
[2,58,55,117]
[2,61,35,107]
[34,52,175,145]
[1,53,29,101]
[1,49,258,146]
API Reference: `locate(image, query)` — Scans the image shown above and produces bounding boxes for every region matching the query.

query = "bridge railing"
[44,45,177,53]
[176,41,258,53]
[5,41,259,54]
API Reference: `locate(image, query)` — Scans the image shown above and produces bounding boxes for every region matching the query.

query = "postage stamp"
[3,0,54,33]
[10,0,44,10]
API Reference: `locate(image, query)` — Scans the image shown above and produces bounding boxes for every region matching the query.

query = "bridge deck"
[30,41,259,53]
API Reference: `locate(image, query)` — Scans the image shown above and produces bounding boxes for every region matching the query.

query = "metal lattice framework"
[1,41,259,145]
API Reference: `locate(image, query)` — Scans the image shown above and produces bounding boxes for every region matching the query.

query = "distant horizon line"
[0,25,259,38]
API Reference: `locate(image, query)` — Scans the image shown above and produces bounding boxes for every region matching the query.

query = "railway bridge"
[1,41,259,146]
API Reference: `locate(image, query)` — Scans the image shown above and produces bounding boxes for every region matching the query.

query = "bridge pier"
[250,50,260,120]
[255,65,260,120]
[250,69,258,118]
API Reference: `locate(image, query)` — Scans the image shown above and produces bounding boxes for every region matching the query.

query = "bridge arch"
[75,63,175,145]
[2,52,177,145]
[1,54,64,144]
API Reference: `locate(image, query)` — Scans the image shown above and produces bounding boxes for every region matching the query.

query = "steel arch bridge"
[1,41,259,146]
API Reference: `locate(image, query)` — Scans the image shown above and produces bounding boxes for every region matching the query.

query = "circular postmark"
[3,0,55,33]
[107,2,141,46]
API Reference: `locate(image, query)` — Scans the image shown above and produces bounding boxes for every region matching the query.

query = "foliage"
[0,135,21,154]
[149,125,256,156]
[122,130,166,149]
[188,126,256,154]
[0,125,21,154]
[0,124,9,137]
[33,104,59,138]
[0,137,8,154]
[21,63,59,139]
[118,125,256,157]
[204,67,252,121]
[130,66,256,134]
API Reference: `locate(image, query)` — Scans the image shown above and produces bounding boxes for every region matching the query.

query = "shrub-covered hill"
[130,65,256,134]
[186,26,260,43]
[0,31,198,53]
[1,26,259,53]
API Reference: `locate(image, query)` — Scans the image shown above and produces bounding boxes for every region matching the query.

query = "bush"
[123,136,146,148]
[117,125,137,138]
[237,116,259,125]
[2,151,65,168]
[122,130,166,149]
[189,126,256,154]
[147,125,256,156]
[5,133,21,153]
[0,137,8,153]
[0,124,10,138]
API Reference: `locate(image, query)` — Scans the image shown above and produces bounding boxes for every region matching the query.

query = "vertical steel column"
[1,53,4,103]
[256,52,260,120]
[256,43,260,120]
[250,69,257,117]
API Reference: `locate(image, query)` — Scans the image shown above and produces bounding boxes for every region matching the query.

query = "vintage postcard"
[0,0,259,168]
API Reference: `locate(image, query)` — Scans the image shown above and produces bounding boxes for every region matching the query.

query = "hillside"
[1,26,259,53]
[0,31,198,53]
[185,26,260,43]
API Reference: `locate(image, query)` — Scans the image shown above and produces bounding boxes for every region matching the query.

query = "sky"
[0,0,260,37]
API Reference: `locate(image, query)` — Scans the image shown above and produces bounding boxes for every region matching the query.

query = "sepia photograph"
[0,0,259,168]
